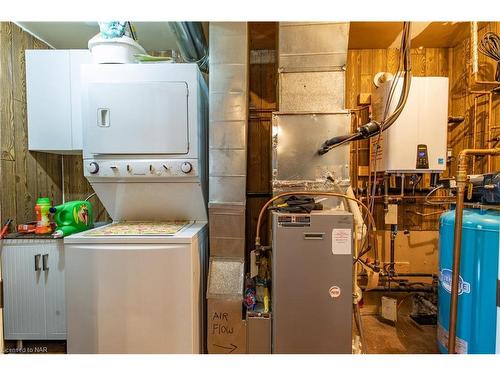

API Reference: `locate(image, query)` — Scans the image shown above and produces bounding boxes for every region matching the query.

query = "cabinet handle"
[34,254,41,271]
[98,108,110,127]
[42,254,49,271]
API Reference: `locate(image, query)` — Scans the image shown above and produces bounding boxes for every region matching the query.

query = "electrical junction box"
[371,77,449,173]
[381,296,398,323]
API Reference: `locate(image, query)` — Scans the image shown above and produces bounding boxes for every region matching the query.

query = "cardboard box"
[207,298,246,354]
[246,312,272,354]
[206,256,246,354]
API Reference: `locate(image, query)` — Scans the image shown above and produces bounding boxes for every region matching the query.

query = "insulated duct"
[168,22,209,72]
[208,22,249,259]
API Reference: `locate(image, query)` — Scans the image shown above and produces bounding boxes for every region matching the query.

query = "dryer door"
[86,81,189,155]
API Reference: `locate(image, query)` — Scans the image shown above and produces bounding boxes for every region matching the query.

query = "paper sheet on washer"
[88,221,190,236]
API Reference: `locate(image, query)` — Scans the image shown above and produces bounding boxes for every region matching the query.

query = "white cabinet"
[1,239,66,340]
[26,49,91,153]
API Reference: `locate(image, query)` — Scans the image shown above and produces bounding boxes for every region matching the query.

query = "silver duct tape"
[272,112,351,183]
[210,64,248,93]
[272,164,350,185]
[278,22,349,71]
[207,257,245,298]
[209,92,248,122]
[209,22,248,205]
[278,71,345,113]
[272,179,350,192]
[250,50,276,65]
[209,176,246,203]
[210,238,245,259]
[209,121,247,149]
[209,149,247,176]
[209,203,246,258]
[209,205,245,238]
[209,23,248,65]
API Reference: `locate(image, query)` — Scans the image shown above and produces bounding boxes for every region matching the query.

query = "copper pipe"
[471,22,479,79]
[350,106,370,112]
[448,148,500,354]
[469,90,494,95]
[383,173,389,212]
[355,112,361,190]
[474,81,500,86]
[360,195,455,201]
[254,191,377,249]
[405,210,446,217]
[488,94,493,171]
[472,97,477,173]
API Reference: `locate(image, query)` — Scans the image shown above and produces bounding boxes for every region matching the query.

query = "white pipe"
[471,21,479,76]
[346,185,366,352]
[346,185,366,242]
[346,185,366,306]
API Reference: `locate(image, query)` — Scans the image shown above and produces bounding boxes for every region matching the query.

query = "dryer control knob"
[181,162,193,174]
[87,162,99,174]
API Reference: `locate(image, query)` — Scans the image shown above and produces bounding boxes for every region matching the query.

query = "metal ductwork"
[168,22,209,72]
[273,22,351,201]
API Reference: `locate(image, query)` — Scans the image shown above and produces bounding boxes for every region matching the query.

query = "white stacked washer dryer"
[64,63,208,353]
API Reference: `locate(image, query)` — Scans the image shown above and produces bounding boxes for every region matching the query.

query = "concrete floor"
[361,314,439,354]
[6,317,440,355]
[5,295,440,355]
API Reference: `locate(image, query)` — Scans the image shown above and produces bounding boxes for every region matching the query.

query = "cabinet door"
[69,50,91,150]
[1,244,46,340]
[44,242,67,339]
[26,50,72,152]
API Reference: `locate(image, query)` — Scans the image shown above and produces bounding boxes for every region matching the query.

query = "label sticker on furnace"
[329,286,341,298]
[332,228,351,255]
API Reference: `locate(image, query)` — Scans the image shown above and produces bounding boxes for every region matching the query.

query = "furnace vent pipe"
[168,22,209,72]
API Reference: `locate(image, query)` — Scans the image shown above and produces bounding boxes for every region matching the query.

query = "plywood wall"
[448,22,500,175]
[345,47,451,232]
[63,155,109,221]
[0,22,108,227]
[246,23,277,257]
[0,22,62,226]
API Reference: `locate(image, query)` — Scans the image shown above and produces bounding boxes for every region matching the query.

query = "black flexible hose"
[318,22,412,153]
[479,32,500,82]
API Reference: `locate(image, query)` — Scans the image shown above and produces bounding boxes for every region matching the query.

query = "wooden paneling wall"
[0,22,108,227]
[63,155,109,221]
[346,47,451,231]
[0,22,62,227]
[448,22,500,175]
[246,22,277,258]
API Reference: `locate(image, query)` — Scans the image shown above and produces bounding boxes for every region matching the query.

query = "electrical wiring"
[478,32,500,81]
[84,192,97,201]
[317,22,412,157]
[424,184,455,206]
[366,22,412,216]
[411,174,423,195]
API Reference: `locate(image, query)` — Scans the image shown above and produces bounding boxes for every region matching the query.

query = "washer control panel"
[84,159,199,178]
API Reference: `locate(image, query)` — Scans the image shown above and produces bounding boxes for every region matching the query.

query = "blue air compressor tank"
[437,208,500,354]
